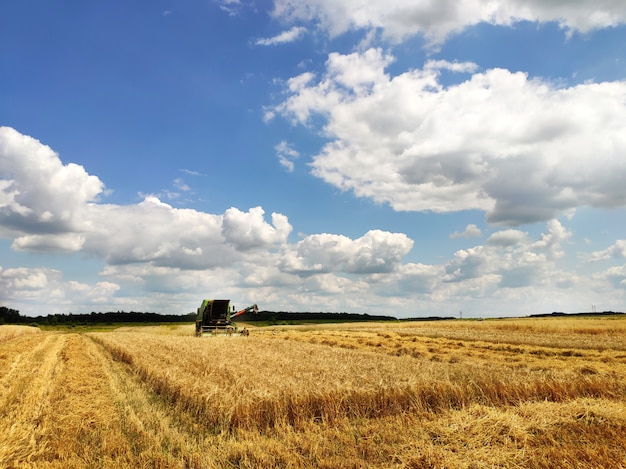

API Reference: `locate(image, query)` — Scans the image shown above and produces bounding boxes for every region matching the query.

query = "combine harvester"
[195,299,258,336]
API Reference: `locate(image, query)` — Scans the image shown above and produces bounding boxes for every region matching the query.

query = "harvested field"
[0,325,40,344]
[1,317,625,468]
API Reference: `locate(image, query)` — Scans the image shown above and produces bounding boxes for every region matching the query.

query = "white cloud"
[219,0,242,16]
[487,229,528,247]
[271,0,626,45]
[71,281,121,304]
[425,60,479,73]
[275,140,300,172]
[273,50,626,226]
[12,233,86,253]
[585,239,626,262]
[0,126,105,234]
[279,229,413,275]
[1,267,49,290]
[180,169,204,176]
[1,127,624,317]
[256,26,307,46]
[173,178,190,192]
[531,219,572,260]
[443,221,573,289]
[450,224,482,239]
[85,200,231,268]
[0,265,122,314]
[222,206,292,250]
[0,128,291,268]
[380,221,620,315]
[594,264,626,291]
[394,262,444,294]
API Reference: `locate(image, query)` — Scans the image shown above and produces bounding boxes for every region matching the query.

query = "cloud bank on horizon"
[1,0,625,317]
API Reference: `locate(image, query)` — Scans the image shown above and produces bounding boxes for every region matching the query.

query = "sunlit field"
[1,317,625,468]
[0,324,40,343]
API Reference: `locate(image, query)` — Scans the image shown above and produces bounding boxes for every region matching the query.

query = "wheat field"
[1,316,625,468]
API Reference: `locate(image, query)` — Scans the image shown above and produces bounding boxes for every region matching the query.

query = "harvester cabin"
[196,299,232,334]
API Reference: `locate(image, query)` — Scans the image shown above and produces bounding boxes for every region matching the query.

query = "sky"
[1,0,626,319]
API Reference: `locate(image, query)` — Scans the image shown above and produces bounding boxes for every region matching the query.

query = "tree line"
[236,311,398,324]
[0,306,196,326]
[1,306,401,326]
[2,305,469,327]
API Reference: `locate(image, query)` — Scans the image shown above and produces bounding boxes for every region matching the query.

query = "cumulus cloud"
[487,229,528,247]
[279,229,413,275]
[0,126,105,234]
[444,220,572,289]
[2,127,624,317]
[450,224,481,239]
[69,280,121,304]
[0,127,292,269]
[585,239,626,262]
[222,206,292,250]
[0,265,121,314]
[1,266,50,290]
[12,233,86,253]
[359,219,614,314]
[83,198,228,268]
[272,49,626,226]
[0,127,430,314]
[256,26,307,46]
[531,219,572,260]
[271,0,626,45]
[597,264,626,290]
[394,262,444,294]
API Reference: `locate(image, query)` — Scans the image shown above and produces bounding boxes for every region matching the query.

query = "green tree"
[0,306,22,324]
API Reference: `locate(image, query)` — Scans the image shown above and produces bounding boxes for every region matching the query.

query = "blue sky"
[1,0,626,318]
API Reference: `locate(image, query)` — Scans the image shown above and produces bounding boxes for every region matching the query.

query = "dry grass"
[1,316,625,467]
[90,331,625,432]
[0,324,40,344]
[263,315,626,351]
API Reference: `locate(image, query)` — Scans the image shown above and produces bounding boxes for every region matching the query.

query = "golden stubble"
[0,325,40,344]
[0,316,624,468]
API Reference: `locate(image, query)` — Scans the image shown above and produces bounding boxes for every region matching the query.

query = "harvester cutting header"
[195,299,258,336]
